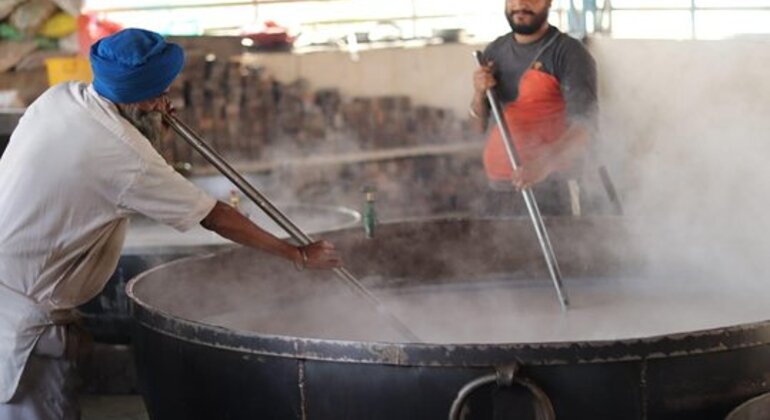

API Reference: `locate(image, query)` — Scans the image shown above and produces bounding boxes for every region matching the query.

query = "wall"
[246,37,770,195]
[168,36,245,61]
[246,42,482,119]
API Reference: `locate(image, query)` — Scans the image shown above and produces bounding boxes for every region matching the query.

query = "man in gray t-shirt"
[470,0,598,215]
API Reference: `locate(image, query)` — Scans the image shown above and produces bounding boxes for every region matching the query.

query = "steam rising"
[135,38,770,344]
[594,37,770,286]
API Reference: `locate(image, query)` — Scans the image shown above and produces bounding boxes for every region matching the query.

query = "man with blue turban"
[0,28,341,419]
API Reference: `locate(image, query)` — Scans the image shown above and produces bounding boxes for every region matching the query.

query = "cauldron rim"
[127,217,770,367]
[129,285,770,367]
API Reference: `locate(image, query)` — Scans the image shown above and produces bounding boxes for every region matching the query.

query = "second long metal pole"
[163,114,421,341]
[473,51,569,311]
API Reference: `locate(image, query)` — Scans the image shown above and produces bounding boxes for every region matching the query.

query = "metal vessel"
[127,217,770,420]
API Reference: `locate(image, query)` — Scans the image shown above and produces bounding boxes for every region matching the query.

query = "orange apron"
[483,67,568,181]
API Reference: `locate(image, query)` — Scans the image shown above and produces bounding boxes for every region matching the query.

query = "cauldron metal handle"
[449,364,556,420]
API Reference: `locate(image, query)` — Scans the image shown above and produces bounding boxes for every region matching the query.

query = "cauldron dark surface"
[128,217,770,420]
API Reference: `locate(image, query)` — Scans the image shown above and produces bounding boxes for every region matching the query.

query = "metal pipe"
[473,51,569,311]
[163,114,421,342]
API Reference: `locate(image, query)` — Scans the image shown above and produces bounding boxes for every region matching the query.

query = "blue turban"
[90,28,184,103]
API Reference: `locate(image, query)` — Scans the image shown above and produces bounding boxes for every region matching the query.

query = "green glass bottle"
[362,186,377,239]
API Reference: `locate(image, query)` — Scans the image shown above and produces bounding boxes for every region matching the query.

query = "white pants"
[0,326,80,420]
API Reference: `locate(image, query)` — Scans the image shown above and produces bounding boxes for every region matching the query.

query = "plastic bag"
[0,40,38,72]
[38,11,76,38]
[0,90,24,108]
[57,31,78,53]
[0,0,24,21]
[0,23,24,41]
[9,0,58,35]
[51,0,82,16]
[15,49,64,70]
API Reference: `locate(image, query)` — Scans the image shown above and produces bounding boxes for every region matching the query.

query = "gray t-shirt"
[482,26,598,124]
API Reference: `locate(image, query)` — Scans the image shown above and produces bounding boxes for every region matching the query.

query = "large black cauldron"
[127,217,770,419]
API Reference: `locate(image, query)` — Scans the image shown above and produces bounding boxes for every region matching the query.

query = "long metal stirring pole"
[163,114,422,342]
[473,51,569,311]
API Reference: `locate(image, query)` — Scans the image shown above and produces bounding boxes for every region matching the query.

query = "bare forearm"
[470,93,490,133]
[471,61,496,134]
[201,201,300,263]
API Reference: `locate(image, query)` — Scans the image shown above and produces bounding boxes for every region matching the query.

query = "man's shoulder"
[552,31,593,59]
[47,83,155,166]
[485,33,513,54]
[26,82,79,111]
[489,32,514,46]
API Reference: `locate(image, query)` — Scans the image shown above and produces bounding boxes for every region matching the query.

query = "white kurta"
[0,82,217,403]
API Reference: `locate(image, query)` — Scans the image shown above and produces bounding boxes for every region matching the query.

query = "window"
[605,0,770,39]
[83,0,571,43]
[83,0,770,41]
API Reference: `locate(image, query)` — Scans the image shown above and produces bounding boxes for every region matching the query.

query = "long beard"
[119,106,166,148]
[506,9,549,35]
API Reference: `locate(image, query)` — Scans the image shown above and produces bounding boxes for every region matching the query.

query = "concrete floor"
[81,395,148,420]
